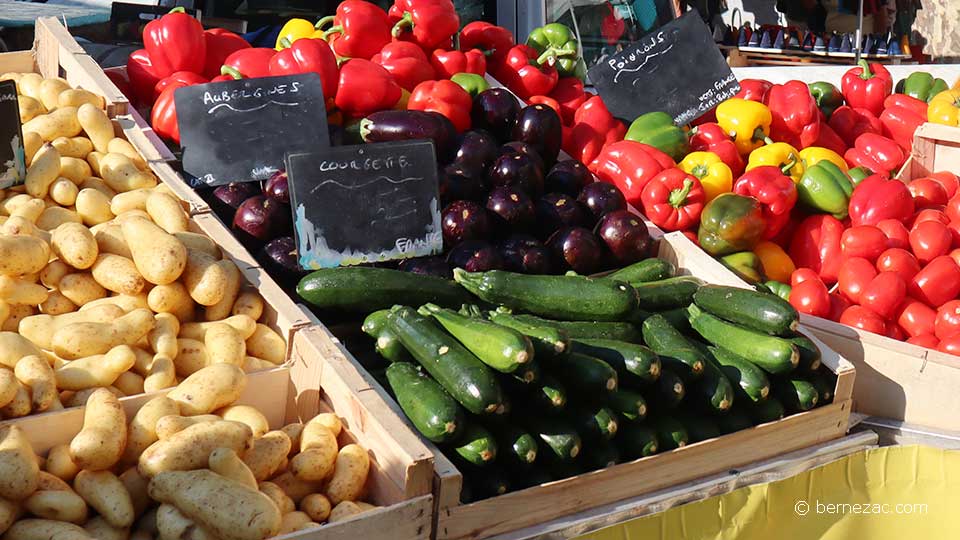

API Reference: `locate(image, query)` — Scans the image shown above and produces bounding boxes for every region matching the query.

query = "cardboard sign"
[176,73,329,187]
[287,141,442,269]
[588,11,740,125]
[0,80,26,189]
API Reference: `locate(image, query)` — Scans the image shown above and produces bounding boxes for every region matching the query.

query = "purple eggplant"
[260,236,302,283]
[453,129,499,174]
[232,195,291,247]
[441,200,492,246]
[397,256,453,279]
[488,153,544,198]
[499,234,554,275]
[512,104,562,168]
[486,186,535,234]
[264,170,290,204]
[595,210,653,266]
[546,227,606,275]
[546,160,594,197]
[209,182,261,221]
[439,163,488,205]
[360,110,457,162]
[578,181,628,223]
[447,240,504,272]
[535,193,587,239]
[471,88,520,142]
[498,141,545,173]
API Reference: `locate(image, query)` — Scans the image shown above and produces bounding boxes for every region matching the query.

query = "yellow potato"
[18,73,43,99]
[52,136,93,159]
[55,344,137,391]
[208,447,257,488]
[22,131,43,169]
[36,471,70,491]
[8,197,45,223]
[39,291,77,315]
[107,138,146,170]
[291,422,338,482]
[269,471,319,504]
[0,332,42,369]
[217,405,267,437]
[14,355,57,412]
[25,143,60,199]
[3,519,94,540]
[59,273,107,306]
[153,415,220,440]
[80,294,149,314]
[143,355,176,393]
[93,222,131,259]
[328,500,367,523]
[138,420,253,477]
[24,488,88,524]
[243,431,291,482]
[77,103,113,153]
[85,151,104,177]
[147,282,195,321]
[204,260,240,321]
[145,191,188,234]
[0,302,7,331]
[166,363,246,415]
[232,292,263,321]
[247,324,287,365]
[0,425,39,500]
[60,385,125,408]
[52,308,154,359]
[183,249,227,306]
[155,503,219,540]
[74,470,135,527]
[23,107,83,141]
[18,95,46,123]
[0,380,31,417]
[204,323,245,367]
[19,304,125,350]
[307,413,343,437]
[51,222,98,270]
[0,275,49,305]
[49,177,79,206]
[38,78,71,110]
[79,175,115,198]
[173,232,220,259]
[113,370,144,396]
[59,157,93,185]
[281,424,304,457]
[301,493,332,523]
[82,516,129,540]
[0,369,18,409]
[100,153,157,193]
[242,355,272,373]
[118,467,150,518]
[2,304,35,332]
[45,444,79,482]
[174,338,208,376]
[278,511,313,534]
[58,88,104,110]
[179,315,257,341]
[325,444,370,505]
[122,396,180,467]
[70,388,126,471]
[122,216,186,285]
[35,205,82,230]
[90,253,145,295]
[109,188,151,215]
[259,481,295,515]
[148,312,179,358]
[75,188,114,225]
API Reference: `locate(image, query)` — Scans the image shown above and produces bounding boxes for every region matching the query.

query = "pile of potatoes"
[0,72,290,418]
[0,364,377,540]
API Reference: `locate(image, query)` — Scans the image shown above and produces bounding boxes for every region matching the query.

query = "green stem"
[858,59,873,80]
[323,25,344,38]
[762,136,775,146]
[169,6,186,14]
[753,128,769,143]
[219,65,243,80]
[668,179,694,207]
[315,16,335,31]
[781,156,797,174]
[392,12,413,39]
[536,48,576,66]
[691,164,709,179]
[279,36,293,49]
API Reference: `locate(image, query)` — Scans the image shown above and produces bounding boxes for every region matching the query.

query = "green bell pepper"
[624,111,689,161]
[808,81,844,119]
[797,161,853,219]
[847,166,872,186]
[720,252,766,284]
[451,73,490,98]
[895,72,949,103]
[761,280,792,301]
[697,193,766,256]
[526,23,583,78]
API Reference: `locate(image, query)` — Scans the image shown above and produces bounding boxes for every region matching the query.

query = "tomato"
[839,305,886,334]
[935,300,960,340]
[947,220,960,248]
[885,323,906,340]
[909,255,960,307]
[946,194,960,223]
[909,220,952,264]
[789,277,831,318]
[937,331,960,356]
[837,257,877,304]
[790,268,820,287]
[876,219,910,250]
[908,178,949,208]
[896,298,937,337]
[841,225,888,262]
[929,171,959,199]
[950,248,960,268]
[828,292,852,322]
[860,271,907,320]
[906,333,940,348]
[876,248,921,282]
[910,208,949,228]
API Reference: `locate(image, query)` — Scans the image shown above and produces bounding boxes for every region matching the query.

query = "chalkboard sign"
[287,141,442,269]
[0,80,26,189]
[588,11,740,126]
[176,74,330,187]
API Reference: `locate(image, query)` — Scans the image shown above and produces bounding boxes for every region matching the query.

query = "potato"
[85,151,104,177]
[35,205,81,230]
[119,467,150,518]
[243,431,291,481]
[59,273,107,306]
[25,143,60,198]
[149,469,281,540]
[36,471,70,491]
[109,188,151,215]
[18,73,43,99]
[38,78,71,110]
[0,497,18,535]
[3,519,94,540]
[147,282,195,321]
[0,302,7,331]
[52,136,93,159]
[291,422,338,482]
[144,355,176,393]
[155,504,219,540]
[0,275,49,305]
[179,315,256,341]
[94,223,132,260]
[174,339,208,376]
[56,344,137,391]
[107,138,147,170]
[23,107,83,141]
[232,292,263,321]
[24,487,88,523]
[183,249,227,307]
[0,425,40,499]
[9,199,45,224]
[122,396,180,467]
[281,424,304,456]
[59,88,104,110]
[204,260,240,321]
[61,386,125,408]
[82,516,129,540]
[208,448,257,488]
[173,232,220,259]
[113,370,144,396]
[0,215,46,240]
[329,500,367,523]
[167,363,246,416]
[129,531,151,540]
[51,222,98,270]
[246,323,287,366]
[259,481,295,515]
[13,355,57,412]
[79,175,115,198]
[100,153,157,193]
[74,470,135,528]
[18,95,46,123]
[69,387,126,470]
[45,444,79,482]
[204,323,245,367]
[23,131,43,167]
[138,421,253,477]
[91,253,145,295]
[307,413,343,437]
[49,177,79,206]
[217,405,267,437]
[325,444,370,505]
[153,415,220,440]
[122,216,186,285]
[0,332,42,369]
[0,369,17,408]
[59,157,93,185]
[77,103,113,153]
[116,209,151,222]
[19,304,125,350]
[145,312,177,355]
[75,188,114,225]
[53,308,154,359]
[0,230,49,276]
[145,192,188,235]
[0,380,31,417]
[278,511,313,534]
[38,291,74,317]
[301,493,332,523]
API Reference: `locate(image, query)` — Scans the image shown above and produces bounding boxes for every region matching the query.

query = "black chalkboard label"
[287,141,442,269]
[588,11,740,125]
[0,80,26,189]
[176,74,330,187]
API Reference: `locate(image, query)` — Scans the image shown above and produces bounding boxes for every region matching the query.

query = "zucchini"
[787,333,822,373]
[657,308,691,334]
[454,269,637,322]
[493,424,539,466]
[298,267,471,312]
[419,303,533,373]
[570,403,619,442]
[709,346,771,403]
[462,464,511,500]
[385,362,464,443]
[510,314,641,342]
[572,339,661,384]
[488,310,571,359]
[510,360,541,386]
[363,310,413,363]
[641,315,706,381]
[580,441,621,471]
[524,417,582,462]
[607,389,648,421]
[716,407,753,434]
[653,414,689,450]
[686,305,799,375]
[605,258,675,284]
[547,352,618,395]
[693,285,799,335]
[675,411,721,443]
[774,377,819,412]
[530,374,568,412]
[693,353,735,413]
[361,310,390,336]
[651,367,686,408]
[617,421,659,459]
[809,372,835,405]
[633,276,703,310]
[453,424,498,466]
[387,306,504,415]
[749,396,786,424]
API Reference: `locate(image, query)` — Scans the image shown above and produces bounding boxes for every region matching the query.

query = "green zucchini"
[607,389,648,421]
[716,407,753,434]
[493,424,539,466]
[580,441,621,471]
[808,372,835,405]
[487,310,571,359]
[788,333,823,373]
[633,276,703,310]
[641,315,706,381]
[453,424,498,466]
[686,305,799,375]
[617,421,659,460]
[462,464,511,500]
[363,310,413,363]
[749,396,786,424]
[572,339,661,384]
[524,417,582,462]
[692,353,735,413]
[709,346,771,403]
[547,352,618,395]
[651,367,686,408]
[605,258,675,284]
[510,360,541,386]
[774,377,819,412]
[298,267,471,312]
[657,308,692,334]
[419,303,533,373]
[570,403,619,442]
[454,269,637,321]
[510,314,641,342]
[385,362,464,443]
[387,306,504,415]
[675,411,721,443]
[530,374,568,412]
[693,285,799,335]
[653,414,689,450]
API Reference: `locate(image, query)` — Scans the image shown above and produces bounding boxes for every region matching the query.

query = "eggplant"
[439,163,488,205]
[397,256,453,279]
[546,226,606,275]
[441,200,493,246]
[360,110,457,161]
[264,170,289,204]
[472,88,520,141]
[546,160,594,197]
[488,154,544,198]
[499,142,545,174]
[447,240,504,272]
[260,236,304,285]
[578,182,627,223]
[512,104,562,168]
[499,234,554,275]
[232,195,291,248]
[209,182,261,222]
[535,193,587,239]
[454,129,499,174]
[486,185,535,234]
[595,210,653,266]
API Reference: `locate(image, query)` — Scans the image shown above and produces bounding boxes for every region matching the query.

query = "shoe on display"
[802,32,815,51]
[760,29,773,49]
[773,28,785,49]
[862,34,876,55]
[839,33,853,53]
[814,35,827,52]
[748,28,762,47]
[827,33,841,53]
[888,36,902,56]
[876,36,888,55]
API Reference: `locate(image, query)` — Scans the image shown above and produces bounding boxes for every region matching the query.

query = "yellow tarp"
[578,445,960,540]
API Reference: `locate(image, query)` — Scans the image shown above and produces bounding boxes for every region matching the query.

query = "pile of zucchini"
[305,259,836,503]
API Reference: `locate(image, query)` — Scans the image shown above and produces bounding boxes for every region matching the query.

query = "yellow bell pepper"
[746,142,805,183]
[715,98,773,156]
[798,146,848,172]
[679,151,732,203]
[753,240,796,284]
[929,89,960,126]
[275,18,324,50]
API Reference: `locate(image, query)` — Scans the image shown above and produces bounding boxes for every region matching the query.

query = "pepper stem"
[668,179,694,207]
[219,65,243,80]
[858,59,873,80]
[691,164,709,178]
[536,48,576,66]
[279,37,293,49]
[392,12,414,39]
[762,136,775,146]
[169,6,186,14]
[752,127,768,142]
[323,25,344,39]
[781,156,797,174]
[315,16,335,31]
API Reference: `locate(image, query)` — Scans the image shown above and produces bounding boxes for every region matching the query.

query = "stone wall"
[912,0,960,61]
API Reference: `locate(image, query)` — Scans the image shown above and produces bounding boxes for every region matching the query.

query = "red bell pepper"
[790,214,846,284]
[828,106,882,147]
[371,42,436,92]
[268,38,339,100]
[153,71,207,102]
[335,59,402,118]
[600,2,626,45]
[911,256,960,308]
[491,45,558,100]
[733,165,798,239]
[848,174,915,226]
[430,49,486,79]
[151,79,198,145]
[811,120,849,155]
[880,94,927,153]
[143,7,206,77]
[844,132,906,175]
[528,95,562,116]
[104,69,133,105]
[563,96,626,165]
[459,21,514,63]
[126,49,161,107]
[689,123,745,177]
[222,48,276,79]
[841,60,893,117]
[734,79,773,103]
[589,140,675,207]
[317,0,392,60]
[640,168,705,231]
[408,79,472,132]
[202,28,250,80]
[764,80,821,149]
[389,0,459,52]
[549,77,586,126]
